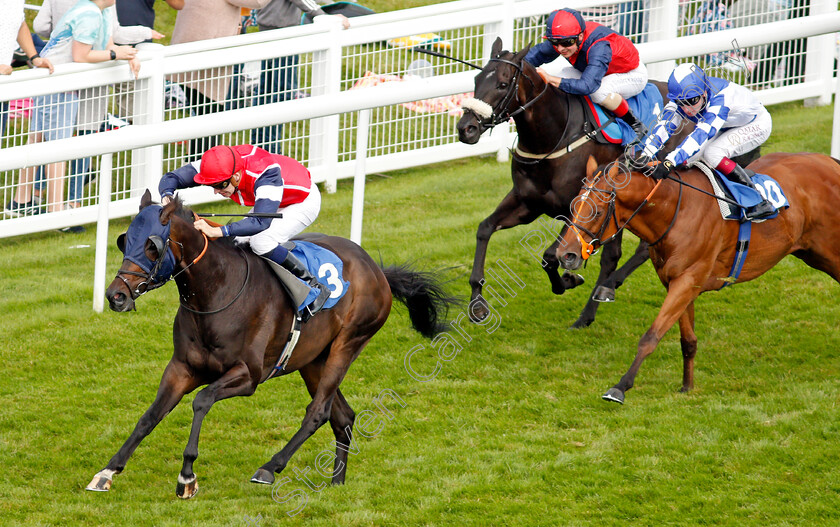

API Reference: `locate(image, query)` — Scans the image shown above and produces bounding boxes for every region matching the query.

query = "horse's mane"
[168,195,242,252]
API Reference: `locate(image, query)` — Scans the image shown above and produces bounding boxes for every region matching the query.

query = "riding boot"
[725,164,776,221]
[267,247,331,317]
[617,109,647,143]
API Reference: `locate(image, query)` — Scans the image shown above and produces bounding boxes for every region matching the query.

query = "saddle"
[693,162,789,222]
[261,242,312,310]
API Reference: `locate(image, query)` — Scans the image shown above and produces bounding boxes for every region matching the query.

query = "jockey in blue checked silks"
[640,62,776,221]
[524,7,649,138]
[159,144,331,314]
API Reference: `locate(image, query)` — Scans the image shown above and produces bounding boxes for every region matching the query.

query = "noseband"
[115,233,208,300]
[461,57,550,130]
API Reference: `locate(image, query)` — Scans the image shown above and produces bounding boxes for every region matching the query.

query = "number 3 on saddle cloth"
[694,162,790,288]
[583,83,664,146]
[263,241,350,313]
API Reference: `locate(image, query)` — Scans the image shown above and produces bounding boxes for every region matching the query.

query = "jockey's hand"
[193,218,223,238]
[650,159,675,180]
[536,67,561,88]
[161,195,172,205]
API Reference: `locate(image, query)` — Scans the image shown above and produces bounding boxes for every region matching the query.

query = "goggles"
[209,179,232,190]
[547,36,578,48]
[675,95,703,107]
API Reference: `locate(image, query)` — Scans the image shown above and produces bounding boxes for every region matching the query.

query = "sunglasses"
[209,179,231,190]
[547,37,578,48]
[675,95,703,107]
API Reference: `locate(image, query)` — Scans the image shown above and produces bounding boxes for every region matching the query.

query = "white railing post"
[310,17,343,193]
[804,0,836,107]
[350,109,370,245]
[646,0,679,81]
[831,75,840,158]
[92,153,114,313]
[132,43,166,199]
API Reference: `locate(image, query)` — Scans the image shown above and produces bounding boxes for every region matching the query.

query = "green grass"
[2,97,840,526]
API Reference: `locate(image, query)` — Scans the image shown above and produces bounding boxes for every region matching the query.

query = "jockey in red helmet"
[159,144,331,315]
[525,8,648,138]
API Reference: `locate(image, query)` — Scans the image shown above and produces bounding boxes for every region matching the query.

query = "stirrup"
[303,285,330,320]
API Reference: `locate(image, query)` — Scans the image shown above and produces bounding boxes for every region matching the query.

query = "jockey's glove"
[650,159,675,180]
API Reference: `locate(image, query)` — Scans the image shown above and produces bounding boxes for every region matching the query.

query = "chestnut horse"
[87,190,457,497]
[456,38,724,328]
[559,153,840,403]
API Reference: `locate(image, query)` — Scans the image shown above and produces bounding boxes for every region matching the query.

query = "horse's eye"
[499,82,508,89]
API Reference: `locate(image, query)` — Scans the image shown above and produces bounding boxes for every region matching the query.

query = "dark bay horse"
[457,38,724,328]
[559,153,840,403]
[87,190,457,498]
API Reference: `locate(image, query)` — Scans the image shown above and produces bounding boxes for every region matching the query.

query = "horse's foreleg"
[678,302,697,393]
[254,337,366,484]
[603,276,701,404]
[470,191,537,322]
[86,360,198,492]
[574,238,651,329]
[543,238,586,296]
[177,361,257,499]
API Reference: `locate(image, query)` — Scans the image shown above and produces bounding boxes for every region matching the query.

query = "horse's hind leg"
[177,361,257,499]
[86,360,199,493]
[253,336,369,484]
[678,302,697,393]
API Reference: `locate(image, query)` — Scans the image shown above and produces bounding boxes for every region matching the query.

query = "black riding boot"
[618,109,647,143]
[725,164,776,221]
[279,252,331,317]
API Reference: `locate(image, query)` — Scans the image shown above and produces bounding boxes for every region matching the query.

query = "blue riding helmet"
[667,62,708,102]
[118,204,176,284]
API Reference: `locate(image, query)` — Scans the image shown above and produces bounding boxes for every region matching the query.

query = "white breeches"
[688,107,772,168]
[555,62,649,103]
[235,183,322,255]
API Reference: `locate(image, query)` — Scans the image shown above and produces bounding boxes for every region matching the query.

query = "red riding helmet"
[545,8,586,39]
[195,145,243,185]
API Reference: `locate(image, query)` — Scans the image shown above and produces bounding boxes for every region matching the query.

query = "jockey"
[159,144,330,315]
[524,8,648,138]
[641,62,776,221]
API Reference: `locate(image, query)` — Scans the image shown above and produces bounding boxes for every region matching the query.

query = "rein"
[178,246,250,316]
[115,233,209,300]
[566,168,683,259]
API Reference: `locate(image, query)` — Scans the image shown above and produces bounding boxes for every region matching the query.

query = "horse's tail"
[381,264,460,339]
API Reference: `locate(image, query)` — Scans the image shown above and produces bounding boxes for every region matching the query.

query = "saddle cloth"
[583,83,665,145]
[693,162,789,221]
[262,241,350,312]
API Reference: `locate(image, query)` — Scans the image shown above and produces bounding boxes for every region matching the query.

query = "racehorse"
[87,190,457,498]
[559,153,840,403]
[456,38,756,328]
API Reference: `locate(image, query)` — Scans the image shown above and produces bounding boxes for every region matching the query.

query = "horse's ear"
[159,197,177,226]
[491,37,502,57]
[607,163,620,181]
[140,189,153,210]
[586,155,598,178]
[116,233,126,254]
[513,43,532,63]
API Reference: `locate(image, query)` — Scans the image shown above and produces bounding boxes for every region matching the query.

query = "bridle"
[462,56,551,130]
[461,56,614,164]
[565,166,683,259]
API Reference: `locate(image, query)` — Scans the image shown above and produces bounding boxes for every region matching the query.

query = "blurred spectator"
[112,0,184,120]
[1,0,54,141]
[169,0,272,162]
[8,0,139,217]
[251,0,349,154]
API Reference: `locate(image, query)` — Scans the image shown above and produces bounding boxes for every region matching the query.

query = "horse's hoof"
[468,304,489,323]
[176,474,198,499]
[85,470,113,492]
[602,388,625,404]
[592,285,615,303]
[562,272,585,290]
[250,468,275,485]
[569,317,593,330]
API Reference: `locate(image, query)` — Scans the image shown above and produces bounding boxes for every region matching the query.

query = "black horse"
[87,190,457,498]
[457,38,759,328]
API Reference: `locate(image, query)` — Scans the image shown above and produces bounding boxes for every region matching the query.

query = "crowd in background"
[0,0,813,232]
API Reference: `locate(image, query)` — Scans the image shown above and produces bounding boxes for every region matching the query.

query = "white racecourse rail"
[0,0,838,310]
